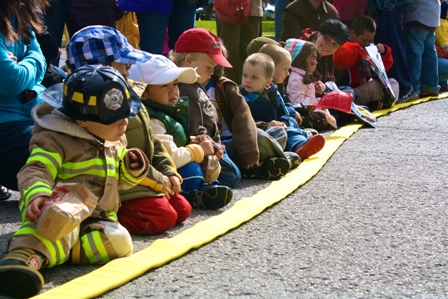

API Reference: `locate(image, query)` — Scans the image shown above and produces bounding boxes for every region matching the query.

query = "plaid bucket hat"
[67,25,152,71]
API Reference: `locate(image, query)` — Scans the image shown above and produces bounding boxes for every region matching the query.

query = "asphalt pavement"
[1,97,447,298]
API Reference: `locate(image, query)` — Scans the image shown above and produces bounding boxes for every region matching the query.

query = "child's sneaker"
[397,89,419,104]
[295,134,325,161]
[241,157,290,180]
[284,152,301,170]
[0,186,11,200]
[0,249,46,298]
[190,184,233,210]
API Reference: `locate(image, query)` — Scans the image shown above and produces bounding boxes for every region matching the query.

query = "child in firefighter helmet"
[0,65,149,298]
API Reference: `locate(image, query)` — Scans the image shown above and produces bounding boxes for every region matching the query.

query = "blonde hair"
[169,51,209,67]
[244,53,275,78]
[259,44,291,65]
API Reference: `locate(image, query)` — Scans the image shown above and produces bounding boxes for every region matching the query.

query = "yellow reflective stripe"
[81,234,96,264]
[107,212,117,222]
[58,157,119,180]
[91,231,110,264]
[71,90,97,106]
[14,226,63,267]
[27,148,62,179]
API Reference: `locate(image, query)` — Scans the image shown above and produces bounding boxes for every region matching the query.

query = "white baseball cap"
[128,54,198,85]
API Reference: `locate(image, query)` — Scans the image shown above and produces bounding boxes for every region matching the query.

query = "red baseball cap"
[174,28,232,68]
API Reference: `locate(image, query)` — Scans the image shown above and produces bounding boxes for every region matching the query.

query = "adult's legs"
[375,7,412,97]
[420,31,439,93]
[438,57,448,89]
[403,26,426,93]
[136,12,169,54]
[168,0,197,50]
[274,0,293,41]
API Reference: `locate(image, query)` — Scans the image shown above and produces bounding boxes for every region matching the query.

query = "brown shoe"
[295,134,325,161]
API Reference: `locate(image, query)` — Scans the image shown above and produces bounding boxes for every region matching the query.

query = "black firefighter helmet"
[60,65,141,124]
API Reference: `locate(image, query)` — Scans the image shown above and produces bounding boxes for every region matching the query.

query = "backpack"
[214,0,251,25]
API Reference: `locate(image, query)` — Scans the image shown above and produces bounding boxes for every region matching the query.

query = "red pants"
[118,194,192,235]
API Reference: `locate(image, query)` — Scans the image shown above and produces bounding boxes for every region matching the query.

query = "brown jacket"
[280,0,339,42]
[213,76,259,168]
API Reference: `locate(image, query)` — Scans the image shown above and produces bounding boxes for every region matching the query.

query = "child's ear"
[349,30,356,40]
[266,77,273,86]
[184,54,193,66]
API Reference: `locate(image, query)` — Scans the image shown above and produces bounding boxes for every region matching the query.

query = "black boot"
[0,248,46,298]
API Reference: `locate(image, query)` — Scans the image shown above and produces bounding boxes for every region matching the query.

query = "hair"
[258,43,291,65]
[211,37,228,80]
[244,53,275,79]
[169,50,204,67]
[351,16,376,36]
[0,0,47,43]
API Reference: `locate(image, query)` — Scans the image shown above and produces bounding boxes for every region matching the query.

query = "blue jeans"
[274,0,293,41]
[375,7,412,97]
[285,127,309,152]
[178,162,204,200]
[438,57,448,88]
[0,121,34,190]
[404,26,440,93]
[44,0,74,66]
[218,150,241,189]
[137,0,196,54]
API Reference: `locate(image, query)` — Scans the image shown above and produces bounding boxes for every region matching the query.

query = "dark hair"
[351,16,376,36]
[290,42,322,84]
[0,0,47,43]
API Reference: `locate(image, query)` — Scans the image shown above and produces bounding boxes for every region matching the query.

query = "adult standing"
[280,0,338,42]
[274,0,293,41]
[216,0,267,84]
[135,0,197,54]
[402,0,441,98]
[373,0,415,102]
[332,0,367,28]
[0,0,47,191]
[44,0,74,66]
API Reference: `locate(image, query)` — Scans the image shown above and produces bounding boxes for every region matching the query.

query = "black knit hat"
[441,1,447,20]
[318,19,350,46]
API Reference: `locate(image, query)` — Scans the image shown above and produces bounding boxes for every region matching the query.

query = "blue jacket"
[0,15,46,124]
[375,0,412,10]
[240,83,297,127]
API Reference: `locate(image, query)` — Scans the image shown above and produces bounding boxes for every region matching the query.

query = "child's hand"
[161,175,175,199]
[295,113,303,126]
[376,43,385,54]
[26,196,49,224]
[315,81,326,95]
[199,139,214,156]
[7,51,17,63]
[268,120,287,129]
[128,150,143,169]
[215,148,224,160]
[169,176,182,194]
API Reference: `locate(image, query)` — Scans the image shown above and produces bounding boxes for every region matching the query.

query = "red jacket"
[333,41,393,87]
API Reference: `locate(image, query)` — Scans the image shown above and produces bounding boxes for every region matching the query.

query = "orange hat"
[174,28,232,68]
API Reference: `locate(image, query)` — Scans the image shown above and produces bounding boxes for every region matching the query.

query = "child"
[128,54,233,209]
[170,28,241,188]
[0,65,149,298]
[333,15,399,110]
[284,38,337,131]
[202,44,298,180]
[240,52,325,161]
[67,25,192,235]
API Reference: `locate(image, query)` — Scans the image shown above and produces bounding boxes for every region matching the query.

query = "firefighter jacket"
[17,102,149,220]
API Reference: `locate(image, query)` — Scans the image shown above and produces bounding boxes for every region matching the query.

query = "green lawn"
[196,20,275,38]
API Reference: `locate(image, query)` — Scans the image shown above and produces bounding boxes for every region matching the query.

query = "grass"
[196,20,275,37]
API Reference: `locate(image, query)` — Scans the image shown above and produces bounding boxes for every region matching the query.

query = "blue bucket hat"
[67,25,152,71]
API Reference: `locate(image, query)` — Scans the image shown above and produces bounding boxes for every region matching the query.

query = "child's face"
[185,54,217,84]
[77,118,128,142]
[241,62,272,94]
[350,30,375,48]
[315,33,339,57]
[306,51,318,73]
[273,56,291,84]
[110,61,132,78]
[142,80,179,107]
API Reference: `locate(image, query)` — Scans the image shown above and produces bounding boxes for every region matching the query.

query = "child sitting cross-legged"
[0,65,149,298]
[240,53,326,162]
[128,55,233,210]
